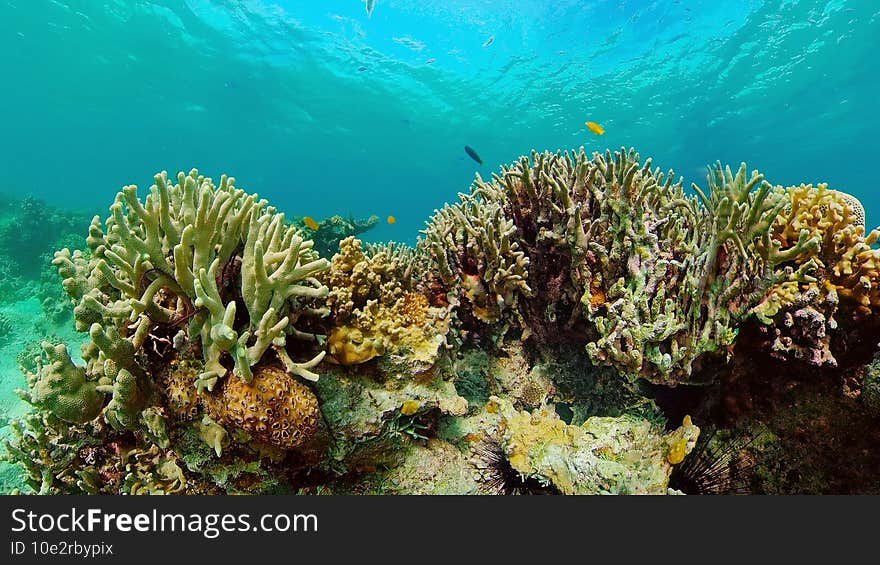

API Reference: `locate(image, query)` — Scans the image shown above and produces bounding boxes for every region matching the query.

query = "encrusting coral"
[478,396,699,494]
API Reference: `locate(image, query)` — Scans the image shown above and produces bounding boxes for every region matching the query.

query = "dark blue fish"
[464,145,483,165]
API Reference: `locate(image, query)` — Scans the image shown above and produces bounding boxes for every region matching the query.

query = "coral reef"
[422,149,878,387]
[4,150,880,495]
[51,169,330,395]
[321,236,449,376]
[471,397,698,495]
[420,189,531,337]
[748,184,880,366]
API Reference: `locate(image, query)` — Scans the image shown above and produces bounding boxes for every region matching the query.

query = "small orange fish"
[387,215,396,225]
[585,121,605,136]
[303,216,319,230]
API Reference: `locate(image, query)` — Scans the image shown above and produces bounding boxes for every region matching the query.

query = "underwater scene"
[0,0,878,495]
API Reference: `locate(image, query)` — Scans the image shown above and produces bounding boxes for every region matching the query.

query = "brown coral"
[202,362,320,449]
[321,237,450,370]
[745,184,880,367]
[399,292,429,326]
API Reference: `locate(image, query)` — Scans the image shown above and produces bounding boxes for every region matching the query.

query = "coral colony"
[6,147,880,494]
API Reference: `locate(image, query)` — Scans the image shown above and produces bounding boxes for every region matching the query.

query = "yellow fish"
[585,121,605,136]
[303,216,319,230]
[387,215,396,225]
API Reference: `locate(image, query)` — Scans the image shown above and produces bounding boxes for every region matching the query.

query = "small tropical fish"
[425,58,435,64]
[482,35,495,47]
[303,216,319,230]
[464,145,483,165]
[365,0,375,18]
[387,215,396,225]
[357,65,368,72]
[585,121,605,135]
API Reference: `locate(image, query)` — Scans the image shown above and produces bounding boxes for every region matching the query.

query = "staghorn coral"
[420,189,531,332]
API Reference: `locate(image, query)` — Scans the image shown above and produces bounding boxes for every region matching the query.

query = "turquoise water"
[0,0,878,494]
[2,0,878,239]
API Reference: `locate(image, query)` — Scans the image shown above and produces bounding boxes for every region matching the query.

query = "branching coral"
[2,410,108,495]
[7,149,879,496]
[51,169,331,403]
[456,148,737,384]
[747,184,880,366]
[420,189,531,332]
[437,149,858,385]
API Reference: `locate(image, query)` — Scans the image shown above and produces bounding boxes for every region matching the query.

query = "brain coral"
[202,362,320,449]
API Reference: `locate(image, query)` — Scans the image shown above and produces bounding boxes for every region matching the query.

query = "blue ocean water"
[1,0,878,239]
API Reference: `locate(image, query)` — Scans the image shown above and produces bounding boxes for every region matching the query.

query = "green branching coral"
[23,342,105,424]
[420,190,531,329]
[577,150,699,382]
[52,169,331,397]
[3,410,106,495]
[458,148,699,382]
[441,148,831,385]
